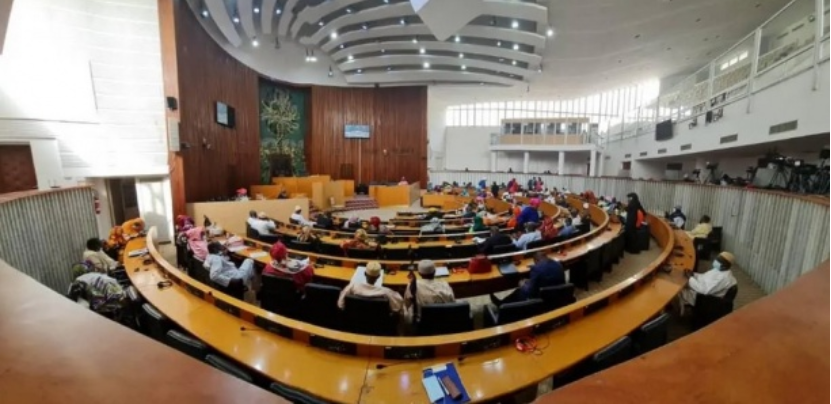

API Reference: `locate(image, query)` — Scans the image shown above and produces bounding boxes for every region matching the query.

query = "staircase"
[344,196,379,211]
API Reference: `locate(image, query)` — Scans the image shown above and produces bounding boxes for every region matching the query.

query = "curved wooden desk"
[127,210,690,403]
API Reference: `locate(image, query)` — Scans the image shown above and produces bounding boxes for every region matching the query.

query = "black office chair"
[205,354,254,383]
[165,329,210,360]
[525,238,548,250]
[584,247,603,283]
[566,258,589,291]
[126,285,143,305]
[287,239,314,253]
[270,382,329,404]
[709,226,723,252]
[489,244,517,265]
[600,242,615,273]
[539,283,576,311]
[345,247,379,260]
[414,245,451,260]
[302,283,343,330]
[188,258,209,285]
[633,312,670,354]
[416,302,473,336]
[343,295,397,336]
[140,303,170,342]
[693,238,713,271]
[692,285,738,330]
[259,275,302,318]
[484,299,545,327]
[613,232,625,263]
[245,224,257,239]
[318,242,344,257]
[589,336,632,374]
[212,278,246,301]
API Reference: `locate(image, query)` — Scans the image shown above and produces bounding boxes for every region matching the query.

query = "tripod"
[702,168,718,184]
[767,165,789,189]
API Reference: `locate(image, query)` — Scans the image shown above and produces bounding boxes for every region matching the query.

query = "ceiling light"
[201,9,209,17]
[319,21,324,26]
[455,35,460,43]
[357,69,362,73]
[461,65,466,70]
[347,55,354,60]
[546,28,554,37]
[412,38,418,44]
[384,0,389,3]
[512,60,517,65]
[328,66,334,77]
[499,58,504,62]
[479,82,484,85]
[330,32,338,39]
[496,41,502,46]
[423,62,430,68]
[254,7,260,14]
[537,67,542,73]
[252,38,259,47]
[695,17,701,22]
[419,48,425,54]
[458,53,464,58]
[381,49,385,53]
[400,18,406,25]
[346,8,352,13]
[387,67,393,71]
[339,44,345,49]
[276,8,282,14]
[362,24,368,30]
[511,20,519,29]
[233,16,240,24]
[512,43,519,50]
[308,56,317,62]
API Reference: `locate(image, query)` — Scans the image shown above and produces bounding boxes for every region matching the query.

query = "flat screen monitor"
[345,124,370,139]
[655,119,673,141]
[215,102,235,128]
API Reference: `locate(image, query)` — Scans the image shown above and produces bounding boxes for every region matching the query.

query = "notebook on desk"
[422,363,470,404]
[497,263,518,275]
[434,266,450,277]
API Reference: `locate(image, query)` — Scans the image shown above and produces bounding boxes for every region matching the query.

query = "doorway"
[106,178,139,226]
[0,145,38,193]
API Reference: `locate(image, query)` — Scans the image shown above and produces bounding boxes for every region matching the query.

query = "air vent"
[680,144,692,151]
[657,148,667,154]
[666,163,683,171]
[769,120,798,135]
[720,134,738,144]
[624,153,632,158]
[639,152,647,157]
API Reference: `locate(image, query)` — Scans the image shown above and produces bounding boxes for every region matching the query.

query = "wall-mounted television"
[215,102,235,128]
[655,119,673,141]
[345,124,370,139]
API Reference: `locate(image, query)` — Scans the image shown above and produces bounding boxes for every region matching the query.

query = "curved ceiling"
[186,0,794,99]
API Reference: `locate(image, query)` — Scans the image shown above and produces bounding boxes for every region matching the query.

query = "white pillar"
[490,152,497,172]
[558,151,565,175]
[598,152,605,177]
[589,151,597,177]
[523,151,530,174]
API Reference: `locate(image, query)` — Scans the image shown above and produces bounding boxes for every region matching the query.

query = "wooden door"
[0,145,38,193]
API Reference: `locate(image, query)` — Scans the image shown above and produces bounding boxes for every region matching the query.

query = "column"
[558,151,565,175]
[589,150,598,177]
[598,152,605,177]
[523,151,530,174]
[490,152,497,172]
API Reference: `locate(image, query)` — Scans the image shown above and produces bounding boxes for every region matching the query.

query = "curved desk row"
[127,211,691,403]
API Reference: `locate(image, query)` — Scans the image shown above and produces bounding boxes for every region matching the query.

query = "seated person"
[513,223,542,250]
[559,218,578,237]
[516,198,540,229]
[469,215,487,233]
[424,207,444,221]
[478,226,513,254]
[679,251,738,312]
[490,252,565,306]
[249,212,277,235]
[263,241,315,293]
[186,227,209,261]
[290,206,313,226]
[404,259,455,322]
[483,208,500,226]
[342,216,361,230]
[277,189,289,199]
[83,237,120,273]
[68,270,126,313]
[121,218,145,240]
[667,205,686,229]
[175,214,195,235]
[420,217,444,235]
[398,177,409,186]
[315,211,334,229]
[296,225,319,243]
[687,215,713,239]
[367,216,382,233]
[341,229,375,250]
[571,209,583,226]
[204,242,256,288]
[539,215,560,240]
[246,210,257,227]
[337,261,404,314]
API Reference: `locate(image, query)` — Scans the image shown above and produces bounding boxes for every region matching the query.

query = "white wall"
[136,177,174,243]
[0,0,168,186]
[427,87,450,170]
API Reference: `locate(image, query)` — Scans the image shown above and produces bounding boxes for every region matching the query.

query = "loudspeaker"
[166,96,178,111]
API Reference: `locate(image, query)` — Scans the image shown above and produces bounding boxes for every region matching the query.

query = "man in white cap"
[249,211,277,236]
[679,251,738,313]
[404,259,455,322]
[337,261,404,314]
[289,205,313,226]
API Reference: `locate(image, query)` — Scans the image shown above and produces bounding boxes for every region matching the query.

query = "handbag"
[468,254,492,274]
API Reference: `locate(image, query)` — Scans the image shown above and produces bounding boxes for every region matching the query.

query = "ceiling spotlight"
[546,28,554,37]
[201,9,209,17]
[339,44,345,49]
[499,58,505,62]
[496,41,502,46]
[252,38,259,47]
[387,67,393,71]
[461,65,466,70]
[400,18,406,25]
[455,35,461,43]
[362,24,368,30]
[328,66,334,77]
[347,55,354,60]
[512,43,519,50]
[419,48,425,54]
[458,53,464,58]
[511,20,519,29]
[537,66,542,73]
[412,38,418,44]
[233,16,240,24]
[381,49,385,53]
[319,21,324,26]
[479,82,484,85]
[423,62,430,68]
[276,8,282,14]
[346,8,352,13]
[253,7,260,14]
[384,0,389,3]
[330,32,338,39]
[512,60,517,65]
[357,69,362,73]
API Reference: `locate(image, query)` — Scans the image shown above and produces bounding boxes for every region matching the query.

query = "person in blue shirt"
[478,177,487,190]
[490,252,565,306]
[515,198,540,229]
[513,223,541,250]
[559,218,577,237]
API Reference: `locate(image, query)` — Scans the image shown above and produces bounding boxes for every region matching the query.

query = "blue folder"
[422,363,470,404]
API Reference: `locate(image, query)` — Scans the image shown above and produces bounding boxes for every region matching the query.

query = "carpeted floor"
[333,199,427,221]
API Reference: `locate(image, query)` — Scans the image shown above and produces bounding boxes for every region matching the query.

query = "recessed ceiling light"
[497,41,502,46]
[455,35,461,43]
[512,60,517,65]
[347,55,354,60]
[362,24,368,30]
[511,20,519,29]
[461,65,466,70]
[423,62,430,68]
[419,47,425,54]
[666,47,672,51]
[319,21,324,26]
[252,38,259,47]
[479,82,484,85]
[357,69,362,73]
[387,67,392,71]
[546,28,554,37]
[381,49,385,53]
[276,8,282,14]
[330,32,338,39]
[617,59,622,63]
[233,16,240,24]
[253,7,260,14]
[458,53,464,58]
[499,58,505,62]
[537,67,542,73]
[715,35,720,39]
[384,0,389,3]
[703,37,709,41]
[339,44,345,49]
[513,43,519,50]
[412,38,418,44]
[201,9,209,17]
[755,2,761,7]
[346,8,352,13]
[400,18,406,25]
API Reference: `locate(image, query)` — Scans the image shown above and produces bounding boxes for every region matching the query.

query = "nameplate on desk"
[309,335,357,355]
[533,314,570,334]
[383,346,435,360]
[460,334,510,354]
[253,316,293,339]
[214,299,241,317]
[184,283,205,299]
[583,297,609,316]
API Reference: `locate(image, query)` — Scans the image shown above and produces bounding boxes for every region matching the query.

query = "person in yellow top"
[104,218,145,251]
[686,215,713,239]
[121,218,145,239]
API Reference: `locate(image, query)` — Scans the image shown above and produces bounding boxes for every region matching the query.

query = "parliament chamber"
[0,0,829,403]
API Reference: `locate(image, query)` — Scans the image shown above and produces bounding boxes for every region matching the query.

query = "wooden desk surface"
[537,260,830,404]
[0,259,285,404]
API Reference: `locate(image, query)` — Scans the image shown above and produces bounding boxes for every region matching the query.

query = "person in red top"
[262,241,314,292]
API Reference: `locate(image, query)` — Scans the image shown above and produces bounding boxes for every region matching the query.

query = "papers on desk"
[422,362,469,403]
[434,266,450,277]
[351,266,384,286]
[127,248,148,257]
[248,251,268,259]
[472,237,486,244]
[226,245,247,253]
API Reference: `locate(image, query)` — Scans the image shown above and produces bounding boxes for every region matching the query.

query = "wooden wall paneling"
[0,145,37,193]
[173,2,260,203]
[157,0,185,215]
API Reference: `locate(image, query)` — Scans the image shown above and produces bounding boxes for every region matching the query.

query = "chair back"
[417,302,472,336]
[213,278,246,301]
[270,382,329,404]
[539,283,576,311]
[724,284,738,302]
[302,283,343,329]
[165,329,210,360]
[246,224,257,239]
[526,238,548,250]
[205,354,254,383]
[188,258,209,285]
[585,247,603,283]
[497,298,545,325]
[140,303,170,342]
[343,295,396,336]
[346,247,379,260]
[692,291,735,330]
[591,336,632,372]
[634,312,670,354]
[259,275,301,317]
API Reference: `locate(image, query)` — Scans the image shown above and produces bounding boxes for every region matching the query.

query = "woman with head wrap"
[341,229,374,251]
[262,241,315,293]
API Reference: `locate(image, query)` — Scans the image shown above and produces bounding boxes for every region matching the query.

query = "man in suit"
[490,252,565,306]
[478,226,513,254]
